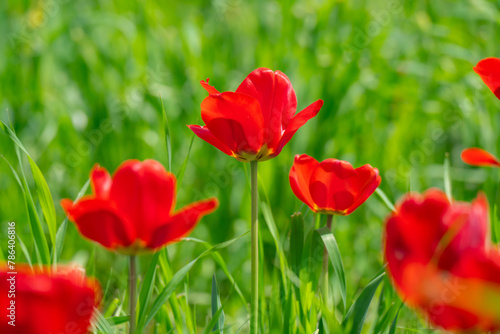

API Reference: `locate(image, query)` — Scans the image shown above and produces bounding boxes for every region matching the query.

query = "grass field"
[2,0,500,333]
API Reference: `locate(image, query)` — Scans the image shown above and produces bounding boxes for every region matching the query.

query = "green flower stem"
[129,255,137,334]
[322,214,333,304]
[250,160,259,334]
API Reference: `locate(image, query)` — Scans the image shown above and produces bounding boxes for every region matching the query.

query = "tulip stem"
[322,215,333,305]
[129,255,137,334]
[250,161,259,334]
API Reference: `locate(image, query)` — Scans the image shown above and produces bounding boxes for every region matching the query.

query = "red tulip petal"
[0,266,100,334]
[147,198,219,249]
[289,154,319,211]
[473,57,500,100]
[109,160,176,239]
[461,147,500,167]
[384,190,450,289]
[236,68,297,148]
[187,124,234,156]
[200,78,220,95]
[439,193,490,270]
[309,159,359,214]
[61,197,134,249]
[344,165,381,215]
[201,92,264,154]
[272,99,323,157]
[90,164,112,199]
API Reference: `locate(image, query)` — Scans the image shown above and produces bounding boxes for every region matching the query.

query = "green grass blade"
[373,300,403,334]
[290,212,304,276]
[182,237,247,307]
[27,155,57,247]
[388,305,402,334]
[142,231,249,329]
[316,226,347,310]
[106,316,130,327]
[137,251,160,327]
[261,201,288,290]
[342,272,385,334]
[203,303,225,334]
[176,133,195,189]
[159,95,172,172]
[93,307,115,334]
[211,274,225,333]
[0,121,57,246]
[375,188,396,212]
[444,152,452,201]
[16,234,32,269]
[2,150,50,265]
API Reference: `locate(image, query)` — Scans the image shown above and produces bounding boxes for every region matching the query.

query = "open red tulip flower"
[384,189,500,332]
[461,147,500,168]
[474,57,500,100]
[0,265,100,334]
[187,68,324,162]
[289,154,381,215]
[61,159,219,254]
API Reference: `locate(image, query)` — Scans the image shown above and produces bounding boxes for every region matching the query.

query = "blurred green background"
[1,0,500,332]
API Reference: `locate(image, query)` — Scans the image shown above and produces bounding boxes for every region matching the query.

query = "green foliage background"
[1,0,500,332]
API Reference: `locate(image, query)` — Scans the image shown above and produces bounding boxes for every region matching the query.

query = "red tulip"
[474,57,500,100]
[384,189,500,331]
[461,147,500,168]
[289,154,381,215]
[188,68,324,162]
[61,160,218,254]
[0,265,100,334]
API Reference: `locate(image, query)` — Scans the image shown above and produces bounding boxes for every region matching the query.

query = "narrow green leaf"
[3,150,50,265]
[141,231,249,329]
[388,304,403,334]
[203,303,225,334]
[211,274,225,333]
[27,155,57,247]
[159,95,172,172]
[373,300,403,334]
[16,234,32,269]
[375,188,396,212]
[444,152,452,201]
[176,133,195,189]
[0,121,56,246]
[290,212,304,276]
[106,316,130,327]
[182,237,247,307]
[103,298,120,318]
[493,205,499,244]
[261,201,288,290]
[93,307,115,334]
[137,252,160,326]
[316,226,346,310]
[342,272,385,334]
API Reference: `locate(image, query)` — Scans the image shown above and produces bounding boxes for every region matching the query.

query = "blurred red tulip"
[461,147,500,168]
[0,265,100,334]
[474,57,500,100]
[188,68,323,162]
[62,160,218,254]
[384,189,500,331]
[289,154,381,215]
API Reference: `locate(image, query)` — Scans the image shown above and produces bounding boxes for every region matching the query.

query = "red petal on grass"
[474,58,500,100]
[289,154,319,211]
[461,148,500,167]
[147,198,219,249]
[188,124,234,156]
